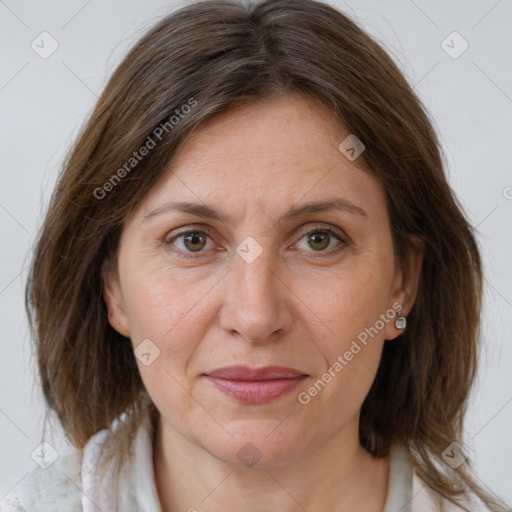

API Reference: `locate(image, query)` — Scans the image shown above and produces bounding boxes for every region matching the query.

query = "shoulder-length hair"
[25,1,507,510]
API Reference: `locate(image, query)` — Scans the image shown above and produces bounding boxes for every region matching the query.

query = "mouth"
[203,365,308,404]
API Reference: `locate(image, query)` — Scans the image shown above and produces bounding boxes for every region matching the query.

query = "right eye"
[163,227,217,258]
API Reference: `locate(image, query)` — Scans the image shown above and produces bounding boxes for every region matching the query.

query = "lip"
[203,365,308,404]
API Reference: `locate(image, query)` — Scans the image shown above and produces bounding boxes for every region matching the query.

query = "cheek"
[123,258,212,343]
[122,263,217,410]
[125,267,212,428]
[296,252,393,350]
[293,254,393,406]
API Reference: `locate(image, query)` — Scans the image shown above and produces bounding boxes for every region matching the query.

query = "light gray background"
[1,0,511,506]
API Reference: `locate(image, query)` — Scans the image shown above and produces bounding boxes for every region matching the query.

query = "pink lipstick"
[203,365,307,404]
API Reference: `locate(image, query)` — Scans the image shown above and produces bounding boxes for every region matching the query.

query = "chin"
[193,420,311,469]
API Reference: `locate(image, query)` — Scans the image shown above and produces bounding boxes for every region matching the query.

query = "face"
[103,93,422,468]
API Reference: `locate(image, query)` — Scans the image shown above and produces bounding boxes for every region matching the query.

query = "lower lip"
[204,376,306,404]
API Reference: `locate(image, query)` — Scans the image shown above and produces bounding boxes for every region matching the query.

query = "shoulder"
[387,443,496,512]
[1,399,158,512]
[412,470,495,512]
[0,446,83,511]
[0,426,115,512]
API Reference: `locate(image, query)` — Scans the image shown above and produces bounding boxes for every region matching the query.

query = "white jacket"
[0,409,493,511]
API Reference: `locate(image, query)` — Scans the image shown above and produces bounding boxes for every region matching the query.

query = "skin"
[103,92,423,512]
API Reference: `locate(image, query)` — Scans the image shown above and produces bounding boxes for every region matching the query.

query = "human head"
[26,0,495,509]
[102,90,423,469]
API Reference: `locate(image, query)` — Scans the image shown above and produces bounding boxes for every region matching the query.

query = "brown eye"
[294,226,349,257]
[165,229,214,255]
[182,231,208,252]
[164,224,349,260]
[306,230,331,251]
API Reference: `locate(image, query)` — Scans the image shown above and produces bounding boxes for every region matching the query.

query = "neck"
[153,415,390,512]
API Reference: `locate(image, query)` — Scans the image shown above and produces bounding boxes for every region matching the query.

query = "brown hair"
[25,0,508,510]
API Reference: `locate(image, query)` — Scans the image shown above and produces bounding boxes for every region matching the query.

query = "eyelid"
[163,222,351,257]
[295,222,349,242]
[163,224,218,245]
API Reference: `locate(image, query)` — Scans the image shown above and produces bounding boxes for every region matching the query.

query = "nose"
[219,245,293,343]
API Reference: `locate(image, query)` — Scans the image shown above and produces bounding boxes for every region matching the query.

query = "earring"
[395,310,407,330]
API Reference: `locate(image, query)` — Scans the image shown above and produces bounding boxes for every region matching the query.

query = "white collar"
[383,443,414,511]
[81,408,162,512]
[81,411,420,512]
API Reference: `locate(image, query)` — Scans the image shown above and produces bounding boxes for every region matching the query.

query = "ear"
[384,234,424,341]
[101,260,131,338]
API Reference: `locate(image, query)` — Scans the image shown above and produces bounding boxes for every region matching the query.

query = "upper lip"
[204,365,307,381]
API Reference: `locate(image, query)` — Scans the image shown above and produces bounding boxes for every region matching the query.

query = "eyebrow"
[143,197,368,224]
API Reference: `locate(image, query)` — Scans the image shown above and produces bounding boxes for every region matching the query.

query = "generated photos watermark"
[93,97,198,200]
[297,302,402,405]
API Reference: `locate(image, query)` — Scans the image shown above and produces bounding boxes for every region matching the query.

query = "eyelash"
[163,224,351,260]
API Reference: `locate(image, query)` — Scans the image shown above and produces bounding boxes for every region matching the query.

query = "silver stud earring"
[395,310,407,330]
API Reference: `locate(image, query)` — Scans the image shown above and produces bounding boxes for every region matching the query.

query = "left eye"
[295,228,344,253]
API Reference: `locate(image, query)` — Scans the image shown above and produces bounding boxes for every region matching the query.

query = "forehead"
[133,94,385,225]
[179,93,344,171]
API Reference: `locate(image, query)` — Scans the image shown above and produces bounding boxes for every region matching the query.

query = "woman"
[2,0,509,511]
